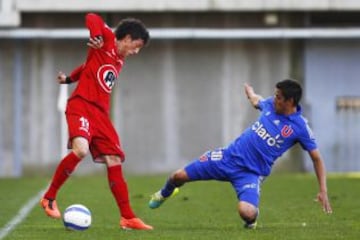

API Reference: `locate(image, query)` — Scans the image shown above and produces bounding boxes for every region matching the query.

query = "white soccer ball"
[63,204,92,231]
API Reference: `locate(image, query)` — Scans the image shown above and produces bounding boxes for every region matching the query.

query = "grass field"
[0,173,359,240]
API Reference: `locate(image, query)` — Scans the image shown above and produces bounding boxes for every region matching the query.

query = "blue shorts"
[184,149,264,207]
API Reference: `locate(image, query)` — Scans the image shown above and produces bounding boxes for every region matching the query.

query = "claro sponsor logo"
[251,121,284,148]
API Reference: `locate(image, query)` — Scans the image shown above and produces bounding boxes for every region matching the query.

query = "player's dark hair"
[276,79,302,106]
[114,18,150,45]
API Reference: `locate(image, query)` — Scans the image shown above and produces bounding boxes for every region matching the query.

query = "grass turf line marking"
[0,188,45,240]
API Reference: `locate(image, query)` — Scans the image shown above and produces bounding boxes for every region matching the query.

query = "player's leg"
[102,155,153,230]
[92,110,152,230]
[41,136,89,219]
[231,173,263,229]
[148,169,186,209]
[104,155,135,219]
[238,201,258,229]
[149,149,227,209]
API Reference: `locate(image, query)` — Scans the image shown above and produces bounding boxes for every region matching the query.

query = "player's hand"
[316,191,332,214]
[244,83,262,108]
[57,71,67,84]
[87,36,104,49]
[244,83,254,99]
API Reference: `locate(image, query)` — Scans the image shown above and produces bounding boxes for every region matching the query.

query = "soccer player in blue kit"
[148,79,332,228]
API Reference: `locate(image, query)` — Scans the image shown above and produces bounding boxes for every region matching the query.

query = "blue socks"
[160,179,177,198]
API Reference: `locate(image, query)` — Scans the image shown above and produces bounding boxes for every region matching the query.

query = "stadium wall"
[1,9,360,176]
[0,37,293,176]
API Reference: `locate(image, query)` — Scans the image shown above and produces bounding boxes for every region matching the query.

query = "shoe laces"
[151,191,164,201]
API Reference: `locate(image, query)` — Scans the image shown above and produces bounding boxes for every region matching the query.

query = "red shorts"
[65,97,125,162]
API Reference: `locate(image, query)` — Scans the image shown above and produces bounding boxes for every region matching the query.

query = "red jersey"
[68,13,124,115]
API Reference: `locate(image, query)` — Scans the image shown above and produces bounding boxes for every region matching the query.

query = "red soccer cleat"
[120,217,153,230]
[40,198,61,219]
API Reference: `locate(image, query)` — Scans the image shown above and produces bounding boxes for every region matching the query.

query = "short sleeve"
[258,97,273,111]
[298,119,318,151]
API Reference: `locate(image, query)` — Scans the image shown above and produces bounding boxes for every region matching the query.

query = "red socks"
[44,154,135,219]
[107,165,136,219]
[44,152,81,200]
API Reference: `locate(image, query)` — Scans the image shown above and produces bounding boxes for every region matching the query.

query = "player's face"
[117,35,144,58]
[274,88,290,114]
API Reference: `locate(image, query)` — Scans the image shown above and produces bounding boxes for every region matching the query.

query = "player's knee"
[104,155,122,167]
[170,169,189,186]
[71,137,89,158]
[73,146,88,158]
[238,201,258,222]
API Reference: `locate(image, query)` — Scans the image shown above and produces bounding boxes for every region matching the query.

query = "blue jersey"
[226,97,317,176]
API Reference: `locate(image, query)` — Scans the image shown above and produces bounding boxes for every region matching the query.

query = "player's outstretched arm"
[57,63,85,84]
[244,83,263,108]
[308,149,333,214]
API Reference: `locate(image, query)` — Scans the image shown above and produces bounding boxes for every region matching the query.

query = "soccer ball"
[63,204,92,231]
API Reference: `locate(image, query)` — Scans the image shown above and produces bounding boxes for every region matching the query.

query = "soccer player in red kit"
[40,13,152,230]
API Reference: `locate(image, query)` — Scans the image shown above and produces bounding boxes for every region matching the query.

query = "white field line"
[0,188,46,240]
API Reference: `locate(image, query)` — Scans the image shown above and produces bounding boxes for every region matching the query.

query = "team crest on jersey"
[97,64,118,93]
[281,125,293,138]
[199,153,208,162]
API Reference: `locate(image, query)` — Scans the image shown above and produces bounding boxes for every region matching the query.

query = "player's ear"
[288,98,295,106]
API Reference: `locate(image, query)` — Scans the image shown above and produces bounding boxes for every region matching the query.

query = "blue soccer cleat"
[148,188,179,209]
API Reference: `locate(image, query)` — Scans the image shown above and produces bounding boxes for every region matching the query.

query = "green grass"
[1,173,360,240]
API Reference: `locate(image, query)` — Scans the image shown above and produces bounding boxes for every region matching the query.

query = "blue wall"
[305,40,360,172]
